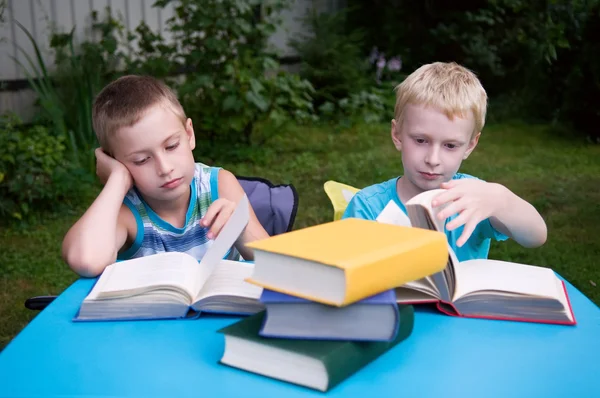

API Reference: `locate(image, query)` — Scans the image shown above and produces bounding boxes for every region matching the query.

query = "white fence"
[0,0,343,120]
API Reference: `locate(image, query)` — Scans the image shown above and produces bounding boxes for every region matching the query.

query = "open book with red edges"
[377,189,576,325]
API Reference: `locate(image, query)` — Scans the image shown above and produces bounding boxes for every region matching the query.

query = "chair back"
[323,180,360,221]
[238,176,298,236]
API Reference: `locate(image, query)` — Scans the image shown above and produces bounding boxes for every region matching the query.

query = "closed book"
[245,218,447,306]
[259,289,402,341]
[218,307,414,392]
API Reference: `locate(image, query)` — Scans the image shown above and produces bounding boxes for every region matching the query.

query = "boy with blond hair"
[343,62,547,261]
[62,75,269,277]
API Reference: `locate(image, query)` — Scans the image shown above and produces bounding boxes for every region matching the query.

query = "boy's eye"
[414,138,426,144]
[133,157,149,165]
[166,142,180,150]
[445,143,457,149]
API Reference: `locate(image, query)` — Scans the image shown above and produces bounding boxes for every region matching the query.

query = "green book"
[218,305,414,392]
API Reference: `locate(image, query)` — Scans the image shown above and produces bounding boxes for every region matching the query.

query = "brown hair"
[92,75,186,151]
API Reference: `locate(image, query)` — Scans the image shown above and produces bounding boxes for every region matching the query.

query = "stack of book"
[217,218,449,392]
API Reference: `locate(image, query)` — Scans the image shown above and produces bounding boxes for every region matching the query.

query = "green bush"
[14,9,126,174]
[317,86,393,127]
[289,6,370,110]
[127,0,316,145]
[288,6,399,127]
[0,115,93,223]
[345,0,600,139]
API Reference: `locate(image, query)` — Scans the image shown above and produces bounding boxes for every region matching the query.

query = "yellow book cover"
[246,218,448,306]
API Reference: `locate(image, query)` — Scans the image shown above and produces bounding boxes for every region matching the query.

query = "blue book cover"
[260,288,397,305]
[258,289,401,341]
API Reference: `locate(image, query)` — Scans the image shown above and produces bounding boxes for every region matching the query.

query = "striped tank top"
[117,163,237,261]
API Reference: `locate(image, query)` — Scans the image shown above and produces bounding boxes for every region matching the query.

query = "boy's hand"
[200,198,237,239]
[432,179,507,247]
[95,148,133,190]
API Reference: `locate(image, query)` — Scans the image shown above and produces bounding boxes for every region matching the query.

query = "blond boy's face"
[111,103,196,204]
[391,103,480,198]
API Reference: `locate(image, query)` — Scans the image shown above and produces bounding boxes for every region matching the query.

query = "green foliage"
[13,10,125,173]
[0,115,93,223]
[426,1,587,91]
[549,2,600,141]
[347,0,582,87]
[126,0,315,144]
[346,0,600,138]
[289,6,370,109]
[318,85,393,127]
[49,10,126,160]
[288,5,396,127]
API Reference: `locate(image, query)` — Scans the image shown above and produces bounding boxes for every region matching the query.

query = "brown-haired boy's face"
[111,103,196,207]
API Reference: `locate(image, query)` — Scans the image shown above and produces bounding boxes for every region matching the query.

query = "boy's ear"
[185,118,196,150]
[463,132,481,159]
[391,119,402,151]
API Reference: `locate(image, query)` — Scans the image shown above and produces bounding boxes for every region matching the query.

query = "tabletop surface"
[1,277,599,398]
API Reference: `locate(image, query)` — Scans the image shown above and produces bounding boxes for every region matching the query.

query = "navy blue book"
[259,289,404,341]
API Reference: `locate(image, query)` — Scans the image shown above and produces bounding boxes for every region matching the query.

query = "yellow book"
[245,218,448,306]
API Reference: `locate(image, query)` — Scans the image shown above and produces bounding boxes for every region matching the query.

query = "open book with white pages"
[376,190,576,325]
[74,194,264,321]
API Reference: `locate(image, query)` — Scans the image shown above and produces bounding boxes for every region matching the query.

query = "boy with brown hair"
[62,75,269,277]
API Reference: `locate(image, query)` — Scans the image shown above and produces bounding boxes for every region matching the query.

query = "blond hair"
[92,75,186,152]
[394,62,487,136]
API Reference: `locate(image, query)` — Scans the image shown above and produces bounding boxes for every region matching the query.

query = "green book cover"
[218,305,414,391]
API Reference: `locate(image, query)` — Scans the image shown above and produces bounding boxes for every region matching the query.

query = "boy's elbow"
[62,244,109,278]
[521,222,547,249]
[534,223,548,247]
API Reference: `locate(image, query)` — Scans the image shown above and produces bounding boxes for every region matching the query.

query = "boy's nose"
[155,155,174,176]
[425,147,441,166]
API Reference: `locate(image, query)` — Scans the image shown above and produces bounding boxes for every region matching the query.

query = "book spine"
[322,305,415,390]
[436,301,460,316]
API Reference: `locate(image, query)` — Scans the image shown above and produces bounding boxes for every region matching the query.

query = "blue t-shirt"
[341,173,508,262]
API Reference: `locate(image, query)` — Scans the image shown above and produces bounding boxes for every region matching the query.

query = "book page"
[453,259,564,301]
[376,201,412,227]
[444,246,458,299]
[376,200,443,302]
[405,189,447,233]
[403,191,455,302]
[89,252,199,303]
[191,194,250,296]
[396,276,440,302]
[193,260,262,304]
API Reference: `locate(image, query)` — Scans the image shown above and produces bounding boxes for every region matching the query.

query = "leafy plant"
[346,0,600,138]
[127,0,316,145]
[12,9,125,173]
[0,114,93,223]
[289,4,370,111]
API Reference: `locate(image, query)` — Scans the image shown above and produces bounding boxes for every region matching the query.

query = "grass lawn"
[1,120,598,350]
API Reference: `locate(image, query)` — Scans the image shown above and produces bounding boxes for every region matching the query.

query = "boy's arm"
[62,150,135,277]
[486,188,547,248]
[433,179,547,248]
[202,169,269,260]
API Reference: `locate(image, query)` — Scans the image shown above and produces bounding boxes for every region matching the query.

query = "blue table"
[0,277,599,397]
